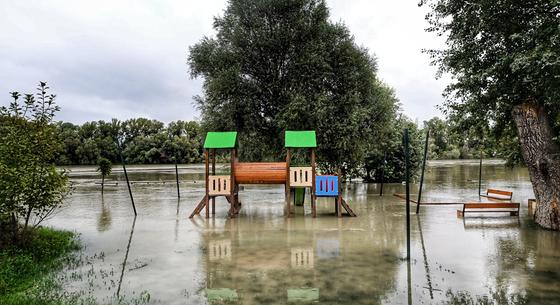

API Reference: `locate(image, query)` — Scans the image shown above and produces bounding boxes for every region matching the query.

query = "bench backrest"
[464,202,519,209]
[486,189,513,198]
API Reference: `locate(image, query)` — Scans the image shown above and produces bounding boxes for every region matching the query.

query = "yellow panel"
[290,167,312,187]
[209,175,230,196]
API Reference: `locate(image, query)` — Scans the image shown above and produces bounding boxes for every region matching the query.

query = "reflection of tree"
[200,215,404,305]
[486,224,560,304]
[97,197,112,232]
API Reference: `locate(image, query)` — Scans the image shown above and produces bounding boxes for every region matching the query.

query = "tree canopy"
[188,0,399,173]
[421,0,560,229]
[421,0,560,143]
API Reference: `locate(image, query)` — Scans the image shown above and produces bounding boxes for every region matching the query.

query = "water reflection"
[97,197,112,232]
[43,162,560,305]
[117,216,137,297]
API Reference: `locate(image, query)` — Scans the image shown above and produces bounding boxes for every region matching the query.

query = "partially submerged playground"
[188,130,355,218]
[178,129,526,221]
[50,129,552,305]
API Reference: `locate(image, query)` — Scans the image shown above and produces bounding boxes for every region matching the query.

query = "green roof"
[203,131,237,149]
[285,130,317,148]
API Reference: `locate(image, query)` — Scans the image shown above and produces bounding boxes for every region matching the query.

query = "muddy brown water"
[45,160,560,304]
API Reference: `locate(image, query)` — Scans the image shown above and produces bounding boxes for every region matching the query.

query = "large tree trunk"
[512,101,560,230]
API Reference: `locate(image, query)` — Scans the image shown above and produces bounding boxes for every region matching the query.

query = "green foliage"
[54,119,204,165]
[0,82,70,236]
[0,227,150,305]
[363,115,423,183]
[97,158,112,177]
[0,227,78,296]
[188,0,399,174]
[420,0,560,164]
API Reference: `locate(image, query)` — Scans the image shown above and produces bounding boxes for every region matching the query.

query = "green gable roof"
[285,130,317,148]
[203,131,237,149]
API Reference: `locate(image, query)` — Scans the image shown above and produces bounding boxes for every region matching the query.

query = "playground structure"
[189,130,356,218]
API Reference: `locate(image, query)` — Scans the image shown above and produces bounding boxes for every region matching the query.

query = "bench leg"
[510,211,519,216]
[457,210,464,218]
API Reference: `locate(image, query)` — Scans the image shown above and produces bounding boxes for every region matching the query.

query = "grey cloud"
[1,0,448,124]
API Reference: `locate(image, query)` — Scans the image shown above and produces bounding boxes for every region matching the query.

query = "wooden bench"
[479,189,513,201]
[457,202,520,218]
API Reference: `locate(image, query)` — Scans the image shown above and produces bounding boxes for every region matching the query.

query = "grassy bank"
[0,227,149,305]
[0,227,79,304]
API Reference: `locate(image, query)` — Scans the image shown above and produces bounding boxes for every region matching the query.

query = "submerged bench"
[479,189,513,201]
[457,202,520,218]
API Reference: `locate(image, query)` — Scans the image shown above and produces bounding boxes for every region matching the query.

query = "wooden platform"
[393,193,465,205]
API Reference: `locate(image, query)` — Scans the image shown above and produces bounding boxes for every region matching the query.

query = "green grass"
[0,227,79,300]
[0,227,150,305]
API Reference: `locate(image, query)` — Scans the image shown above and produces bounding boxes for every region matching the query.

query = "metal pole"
[404,129,411,261]
[175,158,180,198]
[379,151,386,196]
[119,144,137,216]
[478,150,483,196]
[417,129,430,213]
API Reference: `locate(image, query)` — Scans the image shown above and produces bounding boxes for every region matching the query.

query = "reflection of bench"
[479,189,513,201]
[457,202,520,217]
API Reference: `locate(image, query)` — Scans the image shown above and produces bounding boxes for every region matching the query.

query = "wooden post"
[286,149,291,217]
[212,149,216,214]
[205,150,210,218]
[230,148,237,215]
[337,168,342,218]
[311,148,317,217]
[417,129,430,214]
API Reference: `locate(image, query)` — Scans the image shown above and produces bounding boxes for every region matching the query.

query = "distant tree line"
[54,119,204,165]
[421,117,523,163]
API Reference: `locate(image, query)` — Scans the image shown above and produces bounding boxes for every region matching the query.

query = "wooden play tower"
[189,130,356,218]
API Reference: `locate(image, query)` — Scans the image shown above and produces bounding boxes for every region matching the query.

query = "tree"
[0,83,69,244]
[420,0,560,229]
[97,157,112,194]
[363,115,423,182]
[188,0,399,174]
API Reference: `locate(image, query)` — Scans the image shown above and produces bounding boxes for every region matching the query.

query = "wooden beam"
[341,199,356,217]
[286,149,292,217]
[231,148,238,214]
[212,149,216,214]
[189,195,207,218]
[311,148,316,218]
[336,168,342,218]
[205,150,209,218]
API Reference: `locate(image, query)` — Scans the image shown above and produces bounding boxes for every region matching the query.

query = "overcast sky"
[0,0,447,124]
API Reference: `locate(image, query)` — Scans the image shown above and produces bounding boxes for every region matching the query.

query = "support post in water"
[404,129,411,261]
[119,142,137,216]
[478,150,483,196]
[379,150,386,196]
[417,129,430,214]
[175,158,180,198]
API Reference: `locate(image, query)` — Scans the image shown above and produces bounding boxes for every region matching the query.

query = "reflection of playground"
[201,218,403,304]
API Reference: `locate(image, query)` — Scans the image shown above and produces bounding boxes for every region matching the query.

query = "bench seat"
[457,202,520,218]
[479,188,513,201]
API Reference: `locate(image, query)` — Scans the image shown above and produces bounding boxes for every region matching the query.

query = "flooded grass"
[41,161,560,304]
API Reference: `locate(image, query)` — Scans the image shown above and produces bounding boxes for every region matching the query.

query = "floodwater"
[45,160,560,304]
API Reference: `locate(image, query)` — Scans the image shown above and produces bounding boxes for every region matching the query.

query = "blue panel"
[315,175,338,197]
